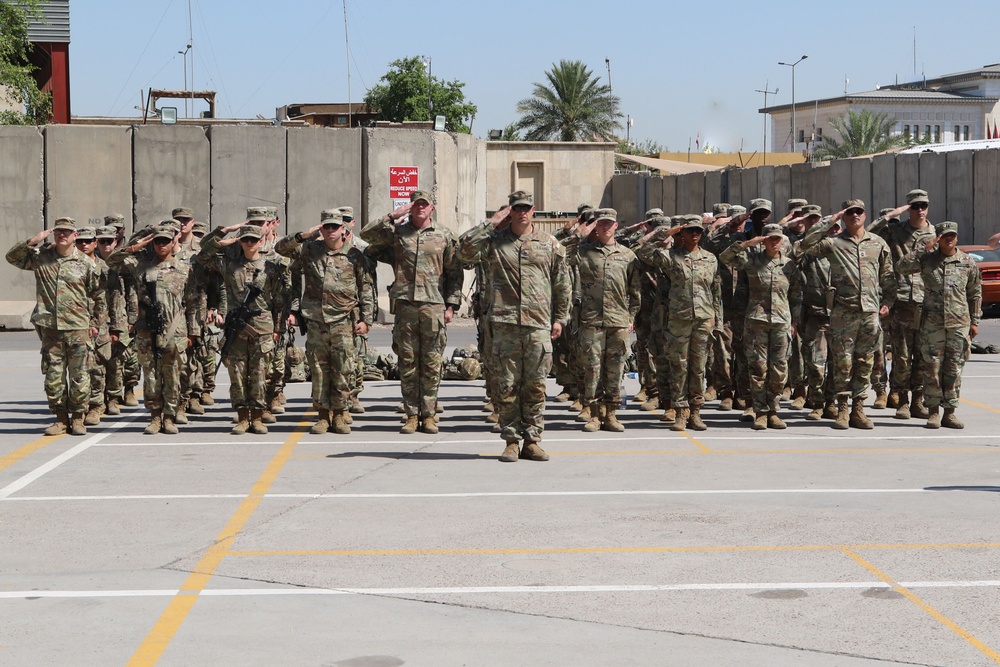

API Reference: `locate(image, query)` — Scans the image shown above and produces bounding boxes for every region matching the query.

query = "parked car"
[959,245,1000,316]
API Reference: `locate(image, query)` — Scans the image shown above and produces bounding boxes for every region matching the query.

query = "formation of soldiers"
[6,186,983,462]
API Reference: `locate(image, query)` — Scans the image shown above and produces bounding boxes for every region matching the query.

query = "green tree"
[0,0,51,125]
[364,56,477,133]
[498,122,521,141]
[812,109,906,160]
[515,60,622,141]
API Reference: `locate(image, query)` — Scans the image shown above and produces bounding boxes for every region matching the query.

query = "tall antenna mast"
[754,81,778,165]
[343,0,351,127]
[913,27,916,77]
[605,58,612,91]
[188,0,194,118]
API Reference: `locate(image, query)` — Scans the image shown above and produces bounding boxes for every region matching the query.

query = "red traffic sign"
[389,166,419,199]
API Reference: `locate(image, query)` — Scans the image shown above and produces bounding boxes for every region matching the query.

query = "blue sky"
[70,0,1000,152]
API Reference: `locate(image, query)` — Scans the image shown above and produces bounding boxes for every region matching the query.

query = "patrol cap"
[264,207,278,221]
[648,215,671,228]
[578,203,594,215]
[246,206,269,222]
[906,189,930,204]
[787,198,809,212]
[842,199,866,212]
[935,221,959,236]
[749,198,772,214]
[580,208,597,223]
[104,214,126,229]
[644,207,664,220]
[52,217,77,231]
[681,214,705,231]
[508,190,533,207]
[410,190,433,205]
[670,215,687,227]
[336,206,354,221]
[238,224,263,240]
[171,207,194,220]
[880,207,896,217]
[729,205,747,216]
[593,208,618,224]
[192,221,208,235]
[76,226,97,241]
[152,224,176,241]
[802,204,822,218]
[320,209,345,225]
[712,203,730,218]
[762,223,784,238]
[96,225,117,239]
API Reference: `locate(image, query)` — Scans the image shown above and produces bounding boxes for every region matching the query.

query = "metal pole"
[779,56,807,152]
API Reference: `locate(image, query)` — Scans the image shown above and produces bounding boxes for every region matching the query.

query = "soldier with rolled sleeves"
[276,209,375,435]
[872,189,935,420]
[362,189,464,435]
[897,221,981,429]
[459,190,571,462]
[573,208,642,432]
[720,223,801,429]
[799,200,895,430]
[636,215,723,431]
[106,223,196,435]
[7,217,106,436]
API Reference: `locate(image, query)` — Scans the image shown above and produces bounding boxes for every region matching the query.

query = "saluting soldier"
[73,226,114,427]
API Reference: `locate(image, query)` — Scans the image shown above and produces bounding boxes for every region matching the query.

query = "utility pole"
[779,55,808,152]
[755,81,778,164]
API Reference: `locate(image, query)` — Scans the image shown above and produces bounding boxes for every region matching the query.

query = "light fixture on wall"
[434,115,446,131]
[488,129,503,140]
[160,107,178,125]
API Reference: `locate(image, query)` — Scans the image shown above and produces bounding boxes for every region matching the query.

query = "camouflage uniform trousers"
[394,300,447,419]
[664,317,713,409]
[351,333,367,399]
[186,329,220,399]
[745,321,790,414]
[800,311,834,408]
[477,315,496,401]
[787,329,805,392]
[919,327,970,410]
[871,328,888,395]
[492,322,552,444]
[829,307,880,401]
[88,339,113,408]
[888,301,924,392]
[38,327,91,414]
[306,320,356,411]
[108,336,141,401]
[135,331,184,416]
[551,317,574,392]
[223,331,275,411]
[580,325,630,408]
[731,310,751,402]
[266,335,288,403]
[708,320,733,399]
[650,305,672,407]
[634,308,657,397]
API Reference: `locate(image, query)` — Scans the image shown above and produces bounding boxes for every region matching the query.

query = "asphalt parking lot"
[2,321,1000,666]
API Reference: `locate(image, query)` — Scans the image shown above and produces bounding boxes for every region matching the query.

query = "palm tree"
[515,60,622,141]
[812,109,907,160]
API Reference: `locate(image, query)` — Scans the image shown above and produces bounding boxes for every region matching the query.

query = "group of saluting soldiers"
[7,185,983,463]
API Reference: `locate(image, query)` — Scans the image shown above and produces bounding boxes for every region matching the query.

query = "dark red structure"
[30,41,70,124]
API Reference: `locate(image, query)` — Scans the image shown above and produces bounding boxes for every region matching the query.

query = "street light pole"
[778,55,808,152]
[755,82,778,164]
[420,56,433,121]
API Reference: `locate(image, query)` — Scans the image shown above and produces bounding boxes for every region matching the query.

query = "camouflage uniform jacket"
[707,223,791,315]
[875,218,935,304]
[799,218,896,313]
[85,253,113,344]
[719,242,801,326]
[459,221,571,330]
[635,243,723,325]
[897,247,981,328]
[275,234,375,326]
[105,248,195,343]
[105,264,129,335]
[6,241,105,331]
[573,240,642,328]
[797,253,832,320]
[361,216,463,308]
[198,230,289,336]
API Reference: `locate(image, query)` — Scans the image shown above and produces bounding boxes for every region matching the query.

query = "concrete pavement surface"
[2,321,1000,666]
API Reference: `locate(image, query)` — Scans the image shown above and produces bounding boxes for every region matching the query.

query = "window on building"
[816,127,823,138]
[933,125,941,143]
[924,125,931,139]
[964,125,970,141]
[903,124,910,138]
[954,125,961,141]
[798,129,805,144]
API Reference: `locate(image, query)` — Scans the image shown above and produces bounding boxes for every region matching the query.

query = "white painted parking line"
[2,579,1000,599]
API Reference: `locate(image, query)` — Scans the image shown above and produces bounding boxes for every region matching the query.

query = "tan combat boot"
[421,416,439,434]
[872,390,888,410]
[661,407,676,423]
[670,407,690,432]
[486,410,499,424]
[249,408,268,434]
[174,401,188,425]
[687,407,707,431]
[200,391,215,405]
[277,391,287,405]
[269,396,285,415]
[69,412,87,436]
[332,410,352,435]
[499,441,520,463]
[640,396,659,412]
[575,405,592,423]
[886,391,901,409]
[123,387,138,407]
[740,406,755,422]
[343,410,353,425]
[187,396,205,415]
[822,400,838,420]
[790,387,807,410]
[718,396,734,411]
[310,410,331,435]
[925,406,941,429]
[805,403,823,421]
[583,404,602,432]
[910,390,930,419]
[144,409,163,435]
[602,405,625,432]
[349,395,365,414]
[260,408,276,424]
[84,404,104,426]
[849,400,873,429]
[482,400,494,413]
[400,415,419,434]
[704,386,717,401]
[894,390,910,419]
[752,411,767,430]
[634,388,648,403]
[833,399,850,430]
[767,411,787,429]
[569,398,582,412]
[44,410,68,436]
[231,408,250,435]
[520,441,549,461]
[161,414,179,435]
[105,398,121,416]
[941,407,964,429]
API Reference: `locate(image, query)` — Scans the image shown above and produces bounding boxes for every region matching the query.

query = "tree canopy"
[515,60,622,142]
[0,0,51,125]
[812,109,907,160]
[363,56,477,133]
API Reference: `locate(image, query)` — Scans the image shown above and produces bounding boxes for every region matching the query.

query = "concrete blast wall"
[285,127,362,234]
[209,126,287,230]
[133,124,210,230]
[45,125,132,226]
[0,127,45,321]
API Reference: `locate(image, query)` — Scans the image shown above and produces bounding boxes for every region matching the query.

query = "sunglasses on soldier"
[909,202,928,210]
[511,204,532,212]
[845,208,864,216]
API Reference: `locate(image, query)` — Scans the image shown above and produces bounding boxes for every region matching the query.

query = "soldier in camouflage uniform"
[551,203,592,402]
[778,198,809,409]
[897,221,981,429]
[362,189,464,435]
[199,221,289,435]
[720,224,801,429]
[186,220,223,409]
[102,214,141,408]
[7,218,106,436]
[261,206,293,420]
[703,203,732,406]
[276,209,375,434]
[459,190,571,462]
[338,205,374,417]
[636,215,723,431]
[167,207,203,424]
[870,190,936,420]
[73,226,114,427]
[572,208,642,432]
[799,200,895,430]
[106,224,196,435]
[634,215,676,421]
[95,225,128,416]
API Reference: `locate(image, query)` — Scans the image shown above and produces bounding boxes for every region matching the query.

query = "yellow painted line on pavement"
[961,397,1000,415]
[841,547,1000,664]
[229,542,1000,558]
[0,434,64,472]
[126,420,309,667]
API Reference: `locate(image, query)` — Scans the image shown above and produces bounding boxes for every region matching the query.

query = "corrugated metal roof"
[898,139,1000,154]
[27,0,70,44]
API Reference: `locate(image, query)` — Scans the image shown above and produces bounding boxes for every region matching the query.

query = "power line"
[108,0,177,116]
